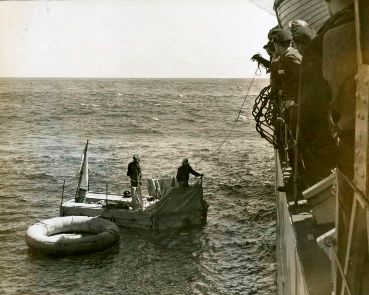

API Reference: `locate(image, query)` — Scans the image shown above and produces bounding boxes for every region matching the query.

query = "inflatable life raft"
[25,216,119,254]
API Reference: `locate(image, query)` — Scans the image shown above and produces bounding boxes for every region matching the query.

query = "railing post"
[60,180,65,206]
[105,183,108,207]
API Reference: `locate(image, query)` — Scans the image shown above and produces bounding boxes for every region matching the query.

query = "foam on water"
[0,78,276,295]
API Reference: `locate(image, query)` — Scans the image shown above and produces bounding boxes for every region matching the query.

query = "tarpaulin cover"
[148,186,205,217]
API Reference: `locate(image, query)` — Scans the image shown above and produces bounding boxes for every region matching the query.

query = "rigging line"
[160,69,259,178]
[195,70,258,165]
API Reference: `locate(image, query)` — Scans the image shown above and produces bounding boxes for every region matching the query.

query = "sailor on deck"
[289,20,316,54]
[127,154,142,187]
[272,29,302,107]
[272,29,302,171]
[176,158,203,188]
[127,154,143,210]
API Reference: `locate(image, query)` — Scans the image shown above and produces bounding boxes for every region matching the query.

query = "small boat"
[25,216,120,254]
[59,141,208,230]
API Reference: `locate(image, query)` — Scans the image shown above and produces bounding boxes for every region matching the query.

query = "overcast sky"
[0,0,276,78]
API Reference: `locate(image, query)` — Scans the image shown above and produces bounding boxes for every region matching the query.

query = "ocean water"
[0,78,276,295]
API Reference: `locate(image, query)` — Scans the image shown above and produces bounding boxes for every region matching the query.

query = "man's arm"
[138,165,142,181]
[127,163,132,177]
[284,52,302,79]
[251,54,271,70]
[189,166,201,177]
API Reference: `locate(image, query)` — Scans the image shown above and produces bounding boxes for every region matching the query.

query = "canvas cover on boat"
[148,187,205,217]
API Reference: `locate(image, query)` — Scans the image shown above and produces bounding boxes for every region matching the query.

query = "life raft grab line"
[195,69,258,165]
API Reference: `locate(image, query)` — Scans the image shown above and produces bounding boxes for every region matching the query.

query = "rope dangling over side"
[195,74,257,165]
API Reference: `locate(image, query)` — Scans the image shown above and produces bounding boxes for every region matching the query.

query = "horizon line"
[0,76,269,80]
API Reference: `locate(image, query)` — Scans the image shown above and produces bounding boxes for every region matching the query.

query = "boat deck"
[290,201,333,295]
[63,192,158,210]
[86,192,133,205]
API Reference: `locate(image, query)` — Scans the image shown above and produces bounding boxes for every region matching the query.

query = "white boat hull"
[60,188,208,230]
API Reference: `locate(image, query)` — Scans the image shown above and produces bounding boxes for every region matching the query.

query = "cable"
[195,71,258,165]
[160,71,258,178]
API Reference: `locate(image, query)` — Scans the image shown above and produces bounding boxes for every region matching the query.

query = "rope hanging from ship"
[164,65,258,176]
[195,71,257,165]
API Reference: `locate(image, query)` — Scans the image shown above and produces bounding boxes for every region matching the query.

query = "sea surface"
[0,78,276,295]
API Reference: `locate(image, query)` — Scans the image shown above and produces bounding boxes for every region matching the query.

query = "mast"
[75,140,89,202]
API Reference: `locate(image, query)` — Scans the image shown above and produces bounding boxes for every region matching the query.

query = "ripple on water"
[0,78,275,295]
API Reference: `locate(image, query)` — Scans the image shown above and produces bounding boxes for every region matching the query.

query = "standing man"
[127,154,142,210]
[272,29,302,171]
[272,28,302,107]
[176,158,203,188]
[127,154,142,187]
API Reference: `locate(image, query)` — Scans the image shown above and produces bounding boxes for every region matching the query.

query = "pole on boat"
[60,180,66,206]
[75,139,89,202]
[105,183,109,207]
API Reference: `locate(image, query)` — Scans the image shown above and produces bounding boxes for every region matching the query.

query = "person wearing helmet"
[176,158,203,188]
[289,20,316,54]
[127,154,142,187]
[272,28,302,104]
[272,29,302,184]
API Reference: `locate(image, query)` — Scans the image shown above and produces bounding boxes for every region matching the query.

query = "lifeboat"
[25,216,120,254]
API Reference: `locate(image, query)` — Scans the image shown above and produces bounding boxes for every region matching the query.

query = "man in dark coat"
[272,29,302,172]
[176,158,203,188]
[127,154,142,187]
[297,16,344,187]
[272,29,302,104]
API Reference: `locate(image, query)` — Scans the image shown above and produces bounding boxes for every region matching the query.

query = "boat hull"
[275,150,333,295]
[60,200,207,230]
[60,187,208,231]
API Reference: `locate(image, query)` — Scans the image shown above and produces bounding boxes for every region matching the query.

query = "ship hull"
[275,150,334,295]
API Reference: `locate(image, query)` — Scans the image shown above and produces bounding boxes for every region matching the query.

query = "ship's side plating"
[275,151,309,295]
[269,1,333,294]
[269,0,369,295]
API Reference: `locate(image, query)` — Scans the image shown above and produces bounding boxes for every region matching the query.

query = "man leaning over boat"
[176,158,203,188]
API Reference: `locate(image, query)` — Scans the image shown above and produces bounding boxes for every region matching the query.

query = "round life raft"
[25,216,120,254]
